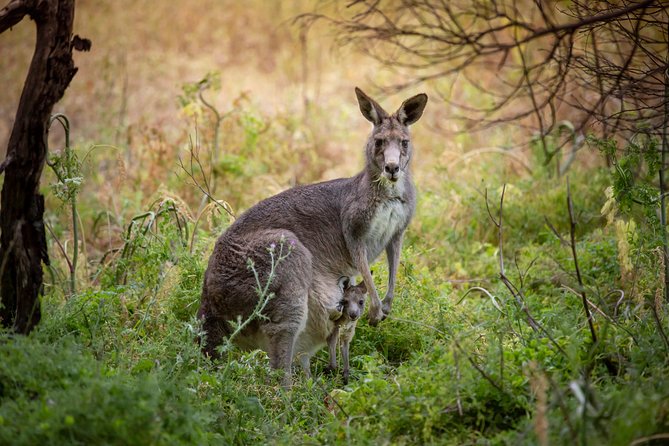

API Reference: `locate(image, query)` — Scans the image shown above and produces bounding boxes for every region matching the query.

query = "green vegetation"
[3,130,668,444]
[1,1,668,444]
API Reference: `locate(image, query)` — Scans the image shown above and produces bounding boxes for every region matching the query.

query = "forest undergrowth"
[1,94,668,445]
[1,2,668,444]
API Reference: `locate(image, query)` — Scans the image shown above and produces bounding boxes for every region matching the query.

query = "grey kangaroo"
[197,87,427,386]
[326,279,367,384]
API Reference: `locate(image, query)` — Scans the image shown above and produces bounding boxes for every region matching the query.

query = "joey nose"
[384,163,399,176]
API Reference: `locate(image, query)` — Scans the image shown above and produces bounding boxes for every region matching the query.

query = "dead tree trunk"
[0,0,89,333]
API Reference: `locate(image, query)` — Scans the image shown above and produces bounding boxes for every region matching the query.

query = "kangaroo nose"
[385,163,399,175]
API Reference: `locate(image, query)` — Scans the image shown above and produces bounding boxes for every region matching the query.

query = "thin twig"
[561,285,639,346]
[457,286,506,314]
[44,220,73,276]
[660,33,669,302]
[389,316,509,395]
[487,185,568,357]
[177,149,234,218]
[630,433,669,446]
[48,112,78,295]
[650,296,669,354]
[566,178,597,344]
[544,216,569,246]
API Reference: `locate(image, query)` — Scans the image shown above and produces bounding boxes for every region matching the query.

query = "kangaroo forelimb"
[383,232,403,316]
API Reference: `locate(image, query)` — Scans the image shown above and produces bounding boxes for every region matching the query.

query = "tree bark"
[0,0,85,333]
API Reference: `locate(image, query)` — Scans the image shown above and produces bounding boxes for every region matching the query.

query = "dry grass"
[0,0,556,271]
[0,1,512,171]
[2,1,389,146]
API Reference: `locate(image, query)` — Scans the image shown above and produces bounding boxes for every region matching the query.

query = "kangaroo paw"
[328,304,344,321]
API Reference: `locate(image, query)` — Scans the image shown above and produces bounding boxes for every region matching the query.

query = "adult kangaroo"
[198,87,427,385]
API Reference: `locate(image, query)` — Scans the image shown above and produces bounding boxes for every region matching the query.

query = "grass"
[3,157,668,444]
[1,1,669,445]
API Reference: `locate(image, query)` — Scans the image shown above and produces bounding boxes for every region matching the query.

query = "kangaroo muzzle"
[383,146,402,182]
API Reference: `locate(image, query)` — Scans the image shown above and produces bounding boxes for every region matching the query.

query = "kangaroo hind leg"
[259,230,312,388]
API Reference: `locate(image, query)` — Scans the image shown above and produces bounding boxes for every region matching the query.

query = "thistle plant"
[47,113,82,296]
[224,236,293,349]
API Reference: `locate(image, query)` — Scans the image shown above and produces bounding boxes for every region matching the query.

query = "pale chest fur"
[295,305,336,357]
[364,198,410,261]
[338,319,358,342]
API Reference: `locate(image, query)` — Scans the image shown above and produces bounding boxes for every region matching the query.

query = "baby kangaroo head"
[355,87,428,184]
[340,279,367,322]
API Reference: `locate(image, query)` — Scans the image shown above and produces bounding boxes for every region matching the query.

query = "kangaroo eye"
[401,140,409,148]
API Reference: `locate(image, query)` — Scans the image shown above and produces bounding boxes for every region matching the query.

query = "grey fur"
[197,88,427,386]
[326,281,367,384]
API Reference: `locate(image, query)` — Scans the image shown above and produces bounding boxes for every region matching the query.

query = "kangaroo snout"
[384,163,400,180]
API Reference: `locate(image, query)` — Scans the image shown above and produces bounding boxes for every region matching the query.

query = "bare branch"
[566,178,597,344]
[302,0,669,147]
[486,183,567,356]
[176,142,235,219]
[0,0,29,34]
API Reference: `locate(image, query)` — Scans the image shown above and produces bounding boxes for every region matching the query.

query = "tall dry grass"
[0,0,520,175]
[0,0,568,286]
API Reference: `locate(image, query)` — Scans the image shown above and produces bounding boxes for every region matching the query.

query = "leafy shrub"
[0,335,209,446]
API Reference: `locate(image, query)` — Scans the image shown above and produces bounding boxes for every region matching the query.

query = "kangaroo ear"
[355,87,388,126]
[397,93,428,126]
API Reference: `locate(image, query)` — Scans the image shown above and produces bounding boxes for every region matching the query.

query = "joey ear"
[355,87,389,126]
[356,281,367,294]
[338,276,351,290]
[397,93,428,126]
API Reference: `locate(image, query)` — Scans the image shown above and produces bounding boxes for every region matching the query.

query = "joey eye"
[359,300,364,306]
[374,139,383,149]
[401,140,409,149]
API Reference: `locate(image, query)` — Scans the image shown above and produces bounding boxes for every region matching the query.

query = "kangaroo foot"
[280,372,293,390]
[381,296,393,319]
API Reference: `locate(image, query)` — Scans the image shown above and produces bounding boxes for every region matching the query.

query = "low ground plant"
[2,45,668,443]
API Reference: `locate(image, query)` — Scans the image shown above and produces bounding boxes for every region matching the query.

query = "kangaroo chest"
[364,199,409,261]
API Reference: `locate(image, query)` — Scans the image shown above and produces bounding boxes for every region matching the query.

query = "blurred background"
[1,1,668,444]
[0,0,528,203]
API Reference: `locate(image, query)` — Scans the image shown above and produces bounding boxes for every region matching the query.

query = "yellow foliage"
[180,103,203,121]
[615,219,636,281]
[600,186,617,226]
